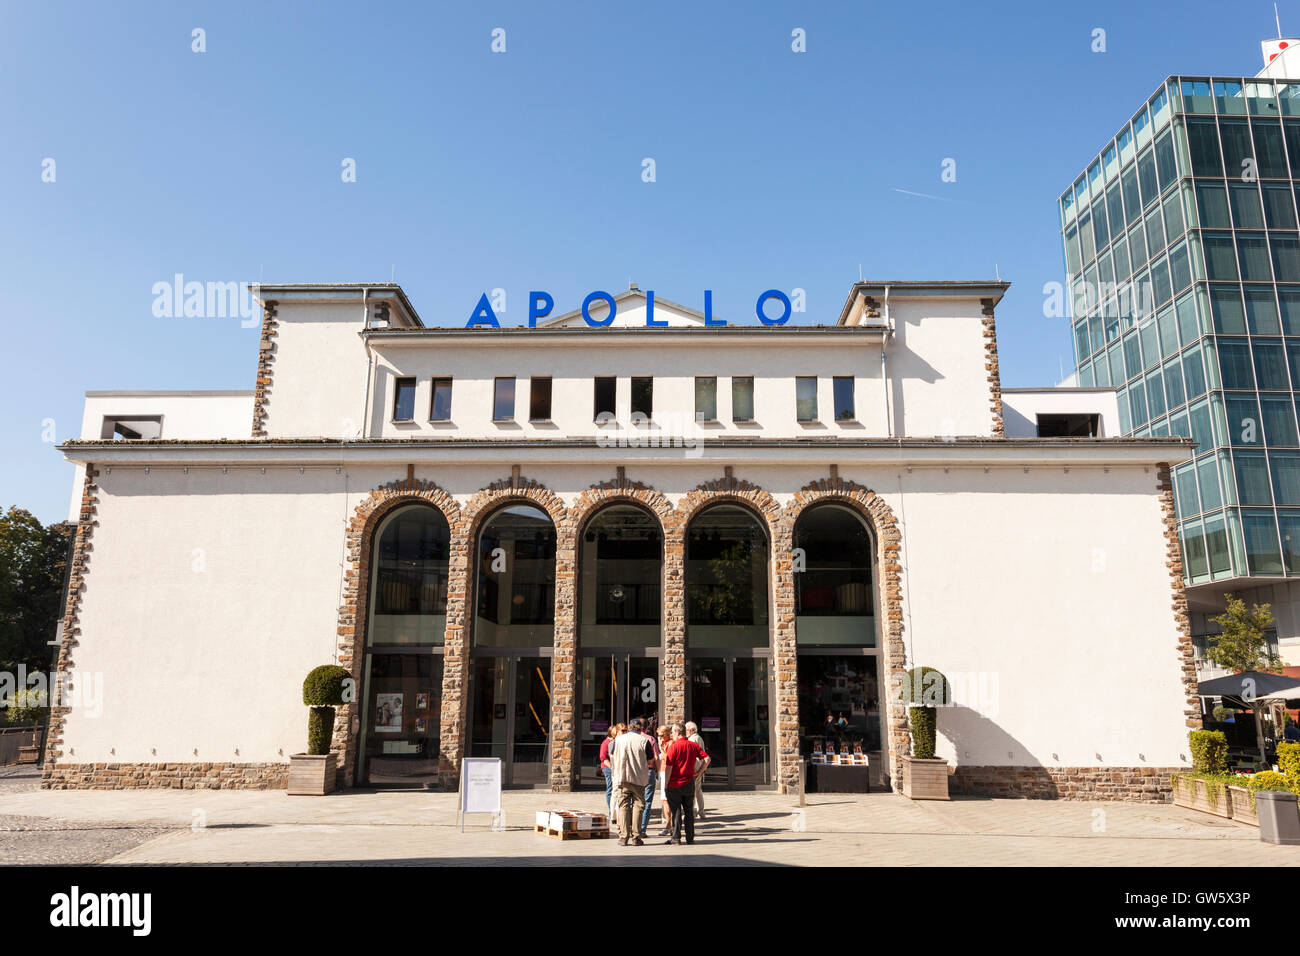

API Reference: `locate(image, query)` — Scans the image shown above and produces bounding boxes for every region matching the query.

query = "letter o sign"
[756,289,791,326]
[582,290,617,327]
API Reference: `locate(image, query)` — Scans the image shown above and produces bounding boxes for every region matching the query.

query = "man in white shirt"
[686,721,708,819]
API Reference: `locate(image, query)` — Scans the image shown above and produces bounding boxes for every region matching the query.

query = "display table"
[807,761,870,793]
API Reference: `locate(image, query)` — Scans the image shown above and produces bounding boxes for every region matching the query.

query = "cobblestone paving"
[0,767,176,864]
[0,784,1297,866]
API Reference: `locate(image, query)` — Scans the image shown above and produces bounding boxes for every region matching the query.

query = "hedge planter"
[1171,776,1232,818]
[1228,786,1258,826]
[287,753,337,796]
[901,756,950,800]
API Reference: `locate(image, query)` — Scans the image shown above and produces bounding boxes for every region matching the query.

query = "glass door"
[578,653,661,787]
[687,655,773,788]
[469,655,552,787]
[358,653,443,787]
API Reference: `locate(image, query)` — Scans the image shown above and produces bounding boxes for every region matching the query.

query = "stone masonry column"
[662,519,687,725]
[439,517,471,791]
[770,517,799,794]
[549,526,578,791]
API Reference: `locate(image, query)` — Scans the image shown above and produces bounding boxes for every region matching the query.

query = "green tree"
[1206,594,1282,674]
[0,507,74,674]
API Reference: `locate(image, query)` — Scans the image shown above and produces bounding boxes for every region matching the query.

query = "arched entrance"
[467,503,557,787]
[684,503,774,788]
[576,503,665,788]
[793,501,886,786]
[357,502,450,787]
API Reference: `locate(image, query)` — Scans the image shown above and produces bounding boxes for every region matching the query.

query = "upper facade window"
[393,378,416,422]
[796,376,818,422]
[430,378,452,421]
[594,376,616,422]
[493,377,516,422]
[833,376,855,422]
[695,377,717,422]
[631,376,653,421]
[530,377,552,421]
[732,377,755,422]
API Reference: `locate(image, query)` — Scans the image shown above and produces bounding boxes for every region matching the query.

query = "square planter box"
[1171,776,1232,818]
[17,746,40,765]
[287,753,337,796]
[1228,786,1259,827]
[901,756,949,800]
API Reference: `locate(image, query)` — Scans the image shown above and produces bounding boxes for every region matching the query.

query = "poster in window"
[375,693,404,733]
[416,692,429,711]
[415,716,428,734]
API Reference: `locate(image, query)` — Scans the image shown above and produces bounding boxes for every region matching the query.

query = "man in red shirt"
[662,722,710,845]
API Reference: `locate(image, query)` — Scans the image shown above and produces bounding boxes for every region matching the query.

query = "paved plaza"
[1,768,1298,865]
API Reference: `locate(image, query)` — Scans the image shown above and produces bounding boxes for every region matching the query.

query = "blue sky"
[0,1,1289,522]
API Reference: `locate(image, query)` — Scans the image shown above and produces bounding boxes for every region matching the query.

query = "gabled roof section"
[540,284,709,327]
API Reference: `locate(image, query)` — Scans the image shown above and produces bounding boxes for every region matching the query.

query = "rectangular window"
[1235,452,1272,504]
[796,377,819,422]
[1226,394,1262,445]
[594,376,616,421]
[732,376,755,422]
[695,376,718,422]
[1263,183,1297,228]
[1229,183,1265,229]
[393,377,416,421]
[1198,456,1223,511]
[1244,510,1284,574]
[1255,339,1289,390]
[430,377,452,421]
[529,376,552,421]
[1264,397,1300,447]
[833,377,855,421]
[1187,118,1223,176]
[492,377,516,422]
[100,415,162,440]
[631,377,653,420]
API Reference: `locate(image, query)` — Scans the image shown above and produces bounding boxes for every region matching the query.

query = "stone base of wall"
[949,765,1175,802]
[42,762,288,790]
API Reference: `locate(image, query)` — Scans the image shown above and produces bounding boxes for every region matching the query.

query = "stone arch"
[782,473,908,792]
[331,476,460,787]
[668,469,782,759]
[454,473,576,791]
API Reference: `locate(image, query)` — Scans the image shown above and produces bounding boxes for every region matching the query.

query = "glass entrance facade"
[469,503,557,786]
[358,504,449,787]
[684,504,774,787]
[792,503,886,782]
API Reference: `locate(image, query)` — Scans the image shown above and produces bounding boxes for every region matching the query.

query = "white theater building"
[46,280,1198,799]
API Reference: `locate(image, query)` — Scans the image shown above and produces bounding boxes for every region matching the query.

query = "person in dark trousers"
[611,718,655,846]
[662,722,710,845]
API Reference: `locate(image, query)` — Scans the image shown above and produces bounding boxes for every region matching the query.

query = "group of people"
[599,719,709,846]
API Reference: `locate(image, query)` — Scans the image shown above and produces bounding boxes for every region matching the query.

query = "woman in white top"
[655,725,672,835]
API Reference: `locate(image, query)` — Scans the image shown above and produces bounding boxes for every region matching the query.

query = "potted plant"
[898,665,951,800]
[288,664,350,796]
[1248,770,1300,845]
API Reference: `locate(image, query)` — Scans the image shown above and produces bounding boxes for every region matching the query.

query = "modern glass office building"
[1061,68,1300,666]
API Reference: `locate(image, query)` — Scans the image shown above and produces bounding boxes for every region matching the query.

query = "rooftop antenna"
[858,263,863,281]
[1277,2,1283,38]
[995,263,1001,280]
[1059,356,1065,383]
[391,264,395,282]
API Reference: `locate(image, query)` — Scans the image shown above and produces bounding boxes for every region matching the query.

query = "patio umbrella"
[1197,671,1300,767]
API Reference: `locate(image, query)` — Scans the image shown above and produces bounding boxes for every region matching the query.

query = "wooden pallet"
[534,824,611,840]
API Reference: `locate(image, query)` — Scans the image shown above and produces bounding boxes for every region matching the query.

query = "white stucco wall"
[57,457,1190,772]
[259,301,372,439]
[1002,388,1121,438]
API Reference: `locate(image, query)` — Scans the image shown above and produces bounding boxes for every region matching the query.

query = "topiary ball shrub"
[1278,741,1300,780]
[1188,729,1228,775]
[899,666,951,760]
[302,665,350,756]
